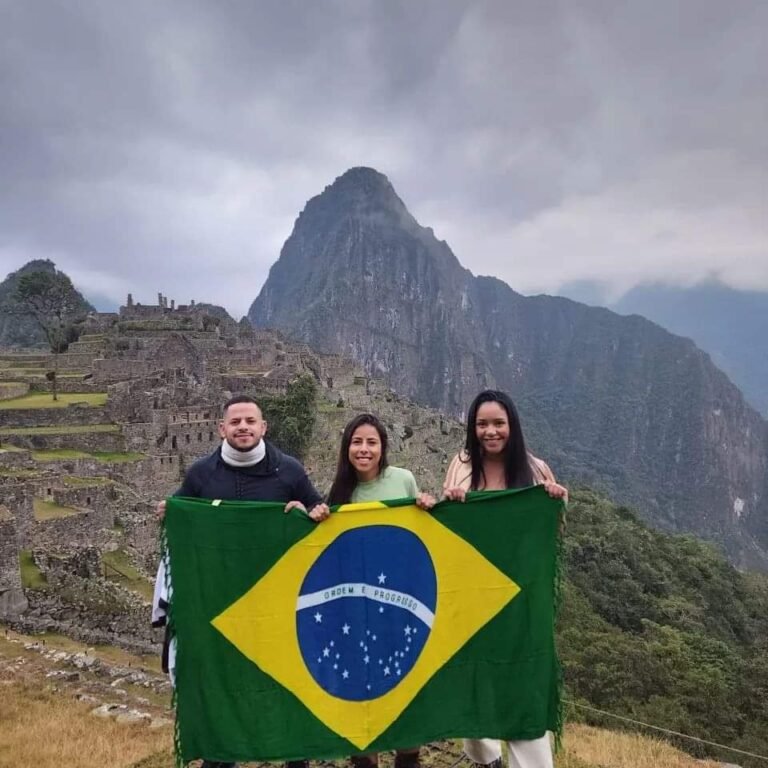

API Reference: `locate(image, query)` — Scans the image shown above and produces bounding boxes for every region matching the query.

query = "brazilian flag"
[163,486,563,764]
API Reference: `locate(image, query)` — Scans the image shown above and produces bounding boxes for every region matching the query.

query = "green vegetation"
[12,268,91,401]
[31,449,144,462]
[0,469,39,479]
[0,367,47,374]
[259,374,318,461]
[31,449,91,460]
[102,549,154,602]
[560,489,768,766]
[19,550,47,589]
[0,392,107,409]
[32,498,82,520]
[90,450,144,462]
[0,423,119,435]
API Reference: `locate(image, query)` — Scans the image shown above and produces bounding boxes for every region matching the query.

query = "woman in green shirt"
[327,413,434,509]
[327,413,435,768]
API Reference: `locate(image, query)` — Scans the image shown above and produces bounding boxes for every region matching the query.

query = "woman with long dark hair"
[443,390,567,768]
[328,413,434,768]
[328,413,434,509]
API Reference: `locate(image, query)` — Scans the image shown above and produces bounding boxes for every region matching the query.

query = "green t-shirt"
[350,465,419,503]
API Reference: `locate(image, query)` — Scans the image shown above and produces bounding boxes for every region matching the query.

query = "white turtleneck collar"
[220,438,266,468]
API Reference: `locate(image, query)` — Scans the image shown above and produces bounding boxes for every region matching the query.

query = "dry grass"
[0,392,107,409]
[33,497,83,520]
[0,679,172,768]
[0,627,727,768]
[562,723,722,767]
[32,449,144,461]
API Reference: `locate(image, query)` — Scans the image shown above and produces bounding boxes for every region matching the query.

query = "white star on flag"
[384,666,391,676]
[378,572,387,584]
[342,623,350,635]
[323,647,330,657]
[342,670,349,679]
[314,612,322,623]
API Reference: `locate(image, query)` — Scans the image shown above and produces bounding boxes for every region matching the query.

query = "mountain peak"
[327,166,396,197]
[305,167,415,227]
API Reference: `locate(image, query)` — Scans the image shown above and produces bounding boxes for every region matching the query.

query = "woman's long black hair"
[327,413,389,505]
[464,389,533,490]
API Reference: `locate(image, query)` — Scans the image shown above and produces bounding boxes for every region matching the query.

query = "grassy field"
[0,423,120,435]
[102,549,155,602]
[33,498,83,520]
[19,550,47,589]
[32,448,145,462]
[0,392,107,409]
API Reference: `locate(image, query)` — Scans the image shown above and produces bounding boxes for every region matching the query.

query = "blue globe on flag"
[296,525,437,701]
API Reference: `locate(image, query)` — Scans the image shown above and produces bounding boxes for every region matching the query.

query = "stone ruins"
[0,295,463,651]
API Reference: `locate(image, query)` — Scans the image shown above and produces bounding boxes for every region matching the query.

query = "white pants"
[464,735,553,768]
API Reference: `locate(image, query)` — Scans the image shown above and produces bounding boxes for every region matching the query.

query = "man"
[153,394,329,768]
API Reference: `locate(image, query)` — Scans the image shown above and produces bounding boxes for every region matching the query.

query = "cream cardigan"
[443,449,556,492]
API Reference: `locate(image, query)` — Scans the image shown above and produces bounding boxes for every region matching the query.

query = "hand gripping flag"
[162,487,564,764]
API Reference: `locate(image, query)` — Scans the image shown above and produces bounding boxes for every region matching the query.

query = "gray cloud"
[1,0,765,316]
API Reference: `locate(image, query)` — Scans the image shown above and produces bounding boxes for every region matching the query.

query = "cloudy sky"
[1,0,766,317]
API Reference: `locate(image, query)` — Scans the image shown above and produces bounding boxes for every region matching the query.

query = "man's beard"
[227,436,260,452]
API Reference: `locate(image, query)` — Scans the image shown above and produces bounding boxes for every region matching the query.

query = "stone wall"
[16,570,159,653]
[0,382,29,400]
[0,430,125,453]
[0,404,109,428]
[0,515,27,618]
[117,501,161,572]
[159,421,220,457]
[52,483,119,511]
[2,483,34,549]
[28,376,98,394]
[66,339,108,355]
[115,455,181,494]
[0,447,33,467]
[94,358,154,384]
[31,508,115,552]
[51,352,97,371]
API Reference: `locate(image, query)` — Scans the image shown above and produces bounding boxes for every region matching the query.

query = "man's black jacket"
[176,440,323,507]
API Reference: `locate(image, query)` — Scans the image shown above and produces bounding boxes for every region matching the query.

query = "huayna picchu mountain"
[249,167,768,570]
[0,259,94,348]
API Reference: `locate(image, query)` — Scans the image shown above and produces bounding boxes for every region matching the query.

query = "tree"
[14,270,86,400]
[259,374,318,460]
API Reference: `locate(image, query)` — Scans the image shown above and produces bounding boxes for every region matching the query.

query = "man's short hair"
[222,395,261,417]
